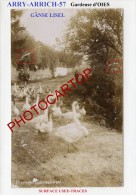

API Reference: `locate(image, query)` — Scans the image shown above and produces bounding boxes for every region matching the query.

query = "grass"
[11,73,123,187]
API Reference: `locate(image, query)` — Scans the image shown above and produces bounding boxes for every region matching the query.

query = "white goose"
[12,101,19,116]
[62,101,81,121]
[13,82,18,94]
[52,101,62,118]
[52,105,62,118]
[31,85,35,93]
[79,106,86,116]
[30,106,49,124]
[22,96,31,111]
[35,108,53,133]
[38,85,43,94]
[55,106,88,152]
[33,93,40,111]
[18,88,24,99]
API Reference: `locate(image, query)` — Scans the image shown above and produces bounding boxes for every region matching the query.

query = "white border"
[1,0,136,195]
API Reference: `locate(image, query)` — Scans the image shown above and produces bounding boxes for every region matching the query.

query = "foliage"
[65,9,123,65]
[63,9,123,131]
[11,10,81,78]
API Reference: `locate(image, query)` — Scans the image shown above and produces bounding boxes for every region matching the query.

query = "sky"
[20,9,77,48]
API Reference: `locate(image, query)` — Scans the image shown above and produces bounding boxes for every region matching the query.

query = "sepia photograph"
[11,8,123,187]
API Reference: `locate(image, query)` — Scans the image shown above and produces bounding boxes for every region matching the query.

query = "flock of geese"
[11,83,89,152]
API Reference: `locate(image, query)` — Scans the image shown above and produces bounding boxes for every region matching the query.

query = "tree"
[63,9,123,130]
[11,10,26,66]
[65,9,123,68]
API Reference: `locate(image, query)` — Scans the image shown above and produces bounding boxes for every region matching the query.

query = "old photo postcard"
[10,8,123,188]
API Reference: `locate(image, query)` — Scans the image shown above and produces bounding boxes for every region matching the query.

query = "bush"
[64,68,123,131]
